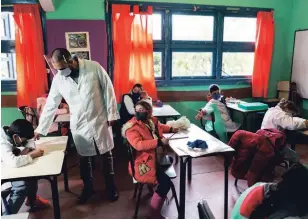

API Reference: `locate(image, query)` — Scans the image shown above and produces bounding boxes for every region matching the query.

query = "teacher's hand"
[34,132,40,140]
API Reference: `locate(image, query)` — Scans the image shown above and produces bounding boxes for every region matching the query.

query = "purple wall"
[46,20,107,69]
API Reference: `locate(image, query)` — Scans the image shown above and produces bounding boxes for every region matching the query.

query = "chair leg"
[1,196,10,215]
[170,182,180,215]
[234,179,238,186]
[134,183,144,219]
[133,183,138,199]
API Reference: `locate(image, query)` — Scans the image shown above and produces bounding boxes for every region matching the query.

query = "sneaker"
[26,195,51,209]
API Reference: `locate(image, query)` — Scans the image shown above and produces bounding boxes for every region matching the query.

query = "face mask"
[57,68,71,76]
[211,93,221,100]
[132,92,141,99]
[136,112,149,121]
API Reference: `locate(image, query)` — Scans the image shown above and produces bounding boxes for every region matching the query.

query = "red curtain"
[112,5,157,103]
[14,4,48,108]
[252,11,274,98]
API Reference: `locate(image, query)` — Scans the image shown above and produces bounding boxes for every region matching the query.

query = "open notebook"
[163,132,189,140]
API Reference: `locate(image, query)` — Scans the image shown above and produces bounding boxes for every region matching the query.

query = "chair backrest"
[18,106,38,129]
[125,140,137,178]
[277,81,290,100]
[197,199,215,219]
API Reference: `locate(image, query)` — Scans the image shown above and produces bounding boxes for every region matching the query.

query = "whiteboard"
[291,30,308,99]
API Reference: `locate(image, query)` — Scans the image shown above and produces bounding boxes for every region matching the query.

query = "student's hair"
[132,83,143,91]
[136,100,152,112]
[278,99,298,115]
[250,163,308,218]
[7,119,34,139]
[51,48,72,63]
[209,84,220,93]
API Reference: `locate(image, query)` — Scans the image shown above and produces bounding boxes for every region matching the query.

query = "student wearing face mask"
[35,48,119,204]
[195,84,240,133]
[122,101,178,218]
[119,84,143,125]
[261,99,308,150]
[1,119,50,215]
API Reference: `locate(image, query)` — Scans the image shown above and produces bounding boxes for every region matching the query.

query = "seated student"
[122,101,178,218]
[37,93,70,135]
[1,119,51,215]
[231,163,308,219]
[120,83,152,124]
[195,84,240,132]
[261,99,308,147]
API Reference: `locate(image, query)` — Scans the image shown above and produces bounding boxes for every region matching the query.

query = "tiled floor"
[16,144,308,219]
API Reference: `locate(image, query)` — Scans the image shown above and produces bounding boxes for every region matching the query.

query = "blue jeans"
[3,179,38,215]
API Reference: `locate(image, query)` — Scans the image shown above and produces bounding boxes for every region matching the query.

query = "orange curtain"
[14,4,48,108]
[252,11,274,98]
[112,5,157,103]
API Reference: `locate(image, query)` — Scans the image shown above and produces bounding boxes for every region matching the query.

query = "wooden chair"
[262,81,290,107]
[126,142,179,218]
[197,199,215,219]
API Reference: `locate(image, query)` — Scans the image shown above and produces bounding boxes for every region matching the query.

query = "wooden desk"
[226,101,267,130]
[168,124,234,219]
[54,114,70,123]
[1,136,69,219]
[153,105,181,123]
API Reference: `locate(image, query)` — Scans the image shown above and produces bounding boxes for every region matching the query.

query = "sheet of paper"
[163,132,189,140]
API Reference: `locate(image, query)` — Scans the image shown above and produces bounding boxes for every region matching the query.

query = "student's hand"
[161,138,169,146]
[28,148,44,159]
[172,127,179,133]
[304,120,308,128]
[34,132,40,140]
[195,111,204,120]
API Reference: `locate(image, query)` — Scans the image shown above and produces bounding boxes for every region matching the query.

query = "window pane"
[223,17,256,42]
[153,52,162,78]
[222,52,254,76]
[172,15,214,41]
[172,52,212,77]
[1,53,16,80]
[152,14,161,40]
[1,12,15,40]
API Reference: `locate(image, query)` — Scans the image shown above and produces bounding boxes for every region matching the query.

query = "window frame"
[108,1,273,86]
[1,0,47,92]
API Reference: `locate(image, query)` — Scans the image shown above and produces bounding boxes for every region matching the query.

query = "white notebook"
[163,132,188,140]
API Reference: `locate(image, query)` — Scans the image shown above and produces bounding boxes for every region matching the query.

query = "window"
[149,5,263,85]
[172,15,214,41]
[1,11,17,89]
[172,52,212,77]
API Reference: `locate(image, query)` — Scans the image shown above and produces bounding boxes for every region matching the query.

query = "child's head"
[278,99,298,116]
[7,119,34,147]
[209,84,221,100]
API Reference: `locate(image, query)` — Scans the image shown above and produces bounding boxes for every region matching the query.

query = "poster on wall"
[65,31,91,60]
[71,51,91,60]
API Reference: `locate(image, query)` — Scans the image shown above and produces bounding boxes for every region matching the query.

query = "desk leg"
[50,176,61,219]
[179,157,189,219]
[242,113,248,130]
[187,159,192,182]
[223,155,230,219]
[63,154,69,192]
[57,123,62,136]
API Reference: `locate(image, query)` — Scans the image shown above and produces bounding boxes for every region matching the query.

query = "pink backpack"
[256,128,286,150]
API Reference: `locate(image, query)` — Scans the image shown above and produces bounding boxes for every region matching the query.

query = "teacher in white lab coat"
[35,48,119,204]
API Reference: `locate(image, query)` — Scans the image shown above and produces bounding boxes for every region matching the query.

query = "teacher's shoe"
[26,195,51,209]
[78,184,94,204]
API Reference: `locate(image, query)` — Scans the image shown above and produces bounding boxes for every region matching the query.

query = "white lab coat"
[35,59,118,156]
[261,106,306,131]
